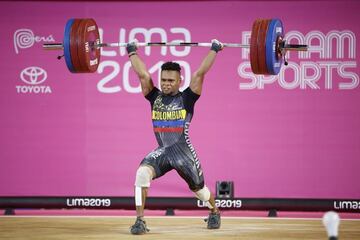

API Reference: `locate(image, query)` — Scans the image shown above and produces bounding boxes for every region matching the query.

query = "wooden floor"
[1,216,360,240]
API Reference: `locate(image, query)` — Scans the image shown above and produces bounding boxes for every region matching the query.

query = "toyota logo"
[20,66,47,85]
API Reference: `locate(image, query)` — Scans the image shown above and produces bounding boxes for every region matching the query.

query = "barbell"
[43,18,308,75]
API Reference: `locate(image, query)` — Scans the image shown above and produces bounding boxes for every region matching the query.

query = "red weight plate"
[257,19,271,75]
[250,19,261,74]
[70,19,84,73]
[85,19,100,73]
[76,20,90,72]
[77,18,100,73]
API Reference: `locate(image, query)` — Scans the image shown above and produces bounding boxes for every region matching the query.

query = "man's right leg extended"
[194,186,221,229]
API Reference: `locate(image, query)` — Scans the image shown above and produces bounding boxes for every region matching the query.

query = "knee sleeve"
[194,185,211,202]
[134,166,153,207]
[194,186,214,209]
[135,166,153,188]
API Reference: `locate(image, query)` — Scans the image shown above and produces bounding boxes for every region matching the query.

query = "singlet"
[145,87,200,147]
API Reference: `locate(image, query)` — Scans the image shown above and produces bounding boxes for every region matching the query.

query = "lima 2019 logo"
[16,66,52,94]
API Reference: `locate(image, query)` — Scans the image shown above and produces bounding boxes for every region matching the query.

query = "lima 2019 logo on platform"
[16,66,52,94]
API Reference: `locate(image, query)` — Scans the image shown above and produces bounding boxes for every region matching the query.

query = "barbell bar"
[43,18,308,74]
[43,42,306,50]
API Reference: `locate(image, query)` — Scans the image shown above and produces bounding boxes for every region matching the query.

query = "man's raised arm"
[127,40,154,96]
[190,39,224,95]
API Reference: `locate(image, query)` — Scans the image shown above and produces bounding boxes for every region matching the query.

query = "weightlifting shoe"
[130,217,150,235]
[205,211,221,229]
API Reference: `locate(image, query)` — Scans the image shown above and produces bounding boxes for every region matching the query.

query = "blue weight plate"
[265,19,284,75]
[63,19,75,73]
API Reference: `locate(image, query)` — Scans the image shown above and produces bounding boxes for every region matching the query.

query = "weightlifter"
[127,39,223,235]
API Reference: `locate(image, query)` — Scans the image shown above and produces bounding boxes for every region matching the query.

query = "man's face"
[160,70,181,95]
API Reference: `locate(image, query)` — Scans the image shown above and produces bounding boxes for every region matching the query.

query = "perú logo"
[14,29,55,54]
[16,67,52,94]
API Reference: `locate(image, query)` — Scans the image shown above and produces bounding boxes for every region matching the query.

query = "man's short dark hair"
[161,61,181,73]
